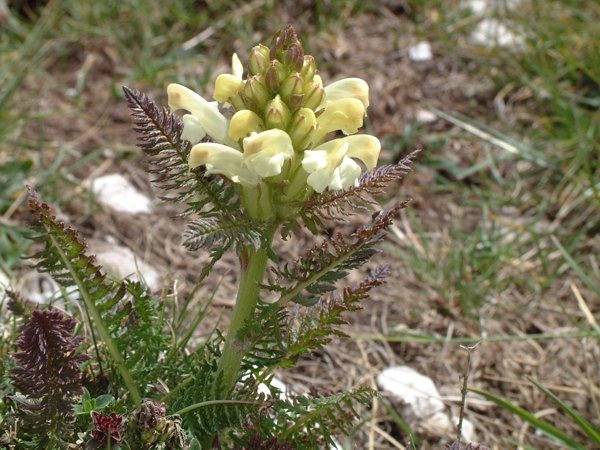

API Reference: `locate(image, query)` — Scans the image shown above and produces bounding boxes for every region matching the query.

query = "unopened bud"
[284,43,304,72]
[244,75,271,110]
[302,79,325,111]
[289,107,317,149]
[265,61,285,91]
[213,74,244,104]
[229,92,246,112]
[264,95,291,130]
[249,44,271,76]
[279,73,304,103]
[300,56,316,82]
[229,110,265,141]
[288,94,305,112]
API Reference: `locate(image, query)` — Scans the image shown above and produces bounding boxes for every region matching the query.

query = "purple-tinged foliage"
[86,411,124,449]
[9,308,90,437]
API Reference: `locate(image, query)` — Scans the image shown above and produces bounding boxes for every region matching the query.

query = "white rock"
[464,0,487,14]
[95,245,161,291]
[16,271,77,305]
[462,0,524,14]
[408,42,433,62]
[471,18,524,48]
[258,376,289,401]
[421,411,454,437]
[416,109,438,124]
[0,269,9,296]
[89,174,152,214]
[459,418,475,443]
[377,366,445,419]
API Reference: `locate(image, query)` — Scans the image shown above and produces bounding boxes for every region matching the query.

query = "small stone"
[408,42,433,62]
[377,366,445,418]
[471,18,524,48]
[258,376,289,401]
[95,245,161,291]
[416,109,438,124]
[17,271,77,305]
[89,174,152,214]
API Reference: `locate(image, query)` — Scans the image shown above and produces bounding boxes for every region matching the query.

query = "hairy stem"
[219,244,270,392]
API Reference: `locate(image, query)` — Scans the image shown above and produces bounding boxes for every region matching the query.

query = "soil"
[7,4,598,449]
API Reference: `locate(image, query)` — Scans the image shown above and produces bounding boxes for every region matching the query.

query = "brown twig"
[457,341,481,442]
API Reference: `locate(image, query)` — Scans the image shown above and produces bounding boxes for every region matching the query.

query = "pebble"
[88,174,152,214]
[377,365,476,442]
[471,18,524,48]
[95,244,161,291]
[408,42,433,62]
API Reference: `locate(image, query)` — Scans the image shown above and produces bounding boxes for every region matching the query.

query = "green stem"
[218,244,271,392]
[50,235,142,407]
[175,399,262,417]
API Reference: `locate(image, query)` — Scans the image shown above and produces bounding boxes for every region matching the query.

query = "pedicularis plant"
[1,26,416,449]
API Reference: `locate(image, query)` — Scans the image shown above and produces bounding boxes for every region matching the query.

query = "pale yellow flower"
[322,78,370,111]
[242,130,294,178]
[168,83,237,148]
[302,135,381,192]
[188,143,260,188]
[311,98,366,145]
[229,110,265,141]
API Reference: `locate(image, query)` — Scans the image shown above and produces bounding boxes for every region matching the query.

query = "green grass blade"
[470,388,587,450]
[551,235,600,300]
[380,398,420,447]
[427,105,560,171]
[529,378,600,445]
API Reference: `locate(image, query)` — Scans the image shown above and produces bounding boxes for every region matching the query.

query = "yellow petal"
[214,74,245,104]
[323,78,370,110]
[189,143,260,187]
[229,110,265,141]
[342,135,381,170]
[232,53,244,79]
[168,83,235,147]
[312,98,365,144]
[242,130,294,178]
[181,114,206,143]
[302,139,349,193]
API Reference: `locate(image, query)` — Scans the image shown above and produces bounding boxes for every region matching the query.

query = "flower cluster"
[167,25,380,214]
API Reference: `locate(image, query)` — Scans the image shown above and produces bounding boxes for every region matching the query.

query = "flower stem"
[218,244,270,392]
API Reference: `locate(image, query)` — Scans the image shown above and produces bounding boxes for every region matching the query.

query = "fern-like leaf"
[252,387,374,449]
[9,309,90,444]
[123,85,239,216]
[24,188,169,402]
[182,215,262,252]
[269,202,409,306]
[171,342,261,439]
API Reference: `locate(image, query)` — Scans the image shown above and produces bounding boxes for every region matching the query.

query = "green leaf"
[292,295,320,306]
[529,378,600,445]
[470,388,588,450]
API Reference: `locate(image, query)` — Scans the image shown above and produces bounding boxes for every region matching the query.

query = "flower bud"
[213,74,244,104]
[279,73,304,103]
[284,43,304,72]
[249,44,271,76]
[269,25,304,71]
[300,55,316,82]
[229,92,247,112]
[288,94,305,113]
[302,79,325,111]
[265,61,285,91]
[229,110,265,141]
[244,75,271,110]
[264,95,291,130]
[289,107,317,149]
